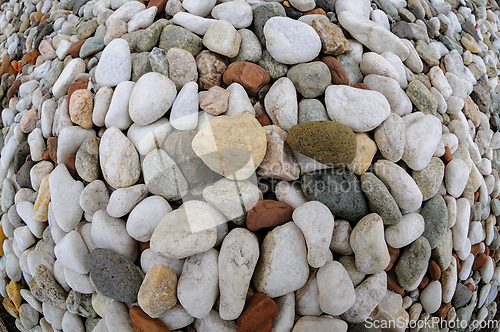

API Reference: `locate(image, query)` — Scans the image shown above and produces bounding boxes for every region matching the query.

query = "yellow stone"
[348,132,377,176]
[312,19,352,55]
[283,0,290,6]
[33,174,51,222]
[137,264,177,318]
[192,114,267,180]
[2,298,18,318]
[0,225,7,256]
[6,281,22,310]
[461,33,479,53]
[69,89,93,129]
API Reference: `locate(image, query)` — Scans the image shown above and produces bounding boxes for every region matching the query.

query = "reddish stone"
[42,149,51,161]
[436,302,451,319]
[352,83,370,90]
[472,253,488,271]
[236,293,278,332]
[305,8,326,15]
[256,114,272,127]
[321,56,349,85]
[223,62,271,97]
[47,137,58,164]
[246,200,293,232]
[387,270,404,295]
[474,191,480,202]
[385,245,400,272]
[7,79,21,99]
[196,50,227,90]
[442,146,452,164]
[147,0,168,14]
[428,259,441,281]
[465,282,475,291]
[471,243,481,256]
[68,39,86,58]
[139,242,150,252]
[418,273,430,290]
[485,245,490,256]
[64,154,77,178]
[129,306,170,332]
[67,80,89,107]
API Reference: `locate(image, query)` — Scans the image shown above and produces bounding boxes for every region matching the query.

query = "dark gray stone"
[392,21,414,39]
[452,283,473,308]
[301,168,369,223]
[89,248,143,303]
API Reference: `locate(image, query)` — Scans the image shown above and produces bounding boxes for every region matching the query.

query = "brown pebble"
[139,242,150,253]
[256,114,272,127]
[33,11,42,23]
[442,146,452,164]
[42,149,51,161]
[385,245,400,272]
[20,50,39,67]
[422,62,429,73]
[222,62,271,97]
[436,302,451,319]
[321,56,349,85]
[7,79,21,99]
[352,82,370,90]
[147,0,168,13]
[47,137,58,164]
[387,270,404,295]
[428,259,441,281]
[485,246,490,256]
[129,306,170,332]
[0,54,16,76]
[453,254,461,273]
[237,293,278,332]
[305,8,327,15]
[439,59,447,74]
[418,273,430,290]
[246,200,293,232]
[64,154,77,178]
[40,13,50,23]
[20,109,38,133]
[67,39,86,58]
[474,191,480,202]
[490,249,495,258]
[472,253,488,271]
[471,243,481,256]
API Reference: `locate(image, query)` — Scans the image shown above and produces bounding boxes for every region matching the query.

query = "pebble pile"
[1,0,500,330]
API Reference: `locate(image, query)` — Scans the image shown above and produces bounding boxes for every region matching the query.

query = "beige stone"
[69,89,93,129]
[192,114,267,180]
[33,174,50,221]
[348,133,378,176]
[312,19,352,55]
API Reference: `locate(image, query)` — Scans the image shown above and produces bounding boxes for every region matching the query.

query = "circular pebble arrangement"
[1,0,500,331]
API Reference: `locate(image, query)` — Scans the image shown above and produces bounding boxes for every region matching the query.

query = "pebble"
[126,196,171,242]
[95,38,131,86]
[286,121,356,166]
[211,1,252,29]
[192,114,266,180]
[385,213,425,249]
[54,230,89,275]
[223,62,270,97]
[150,207,217,259]
[325,85,391,132]
[88,248,143,303]
[177,249,219,319]
[287,62,331,98]
[170,82,199,130]
[129,72,177,126]
[29,265,67,310]
[218,228,259,320]
[106,184,148,218]
[445,158,470,198]
[253,222,309,298]
[420,195,449,249]
[412,157,445,201]
[350,213,390,274]
[292,201,334,268]
[203,20,241,58]
[99,127,141,189]
[420,281,442,314]
[301,168,369,223]
[263,17,321,65]
[395,237,431,289]
[138,264,177,318]
[127,118,172,155]
[104,81,135,130]
[364,74,412,117]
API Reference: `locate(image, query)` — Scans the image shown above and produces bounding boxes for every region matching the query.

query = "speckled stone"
[29,265,68,310]
[66,291,97,319]
[76,135,100,183]
[412,157,445,201]
[89,248,144,303]
[257,49,288,80]
[301,168,369,223]
[286,121,356,166]
[298,99,329,123]
[395,237,431,289]
[415,40,439,67]
[406,79,438,115]
[159,24,203,57]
